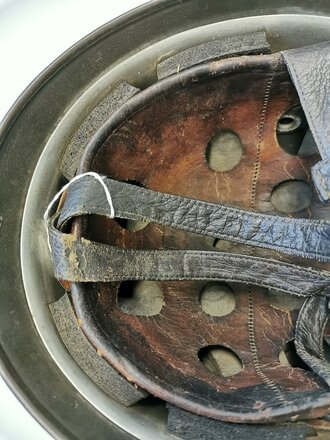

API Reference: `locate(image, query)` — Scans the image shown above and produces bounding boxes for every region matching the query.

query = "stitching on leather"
[58,182,330,261]
[52,229,330,294]
[313,161,330,197]
[114,180,329,225]
[52,224,330,281]
[60,176,330,226]
[59,202,330,261]
[248,286,287,404]
[249,76,269,209]
[52,222,330,282]
[247,72,288,405]
[295,297,330,385]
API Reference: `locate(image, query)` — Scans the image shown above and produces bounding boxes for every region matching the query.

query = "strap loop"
[57,176,330,262]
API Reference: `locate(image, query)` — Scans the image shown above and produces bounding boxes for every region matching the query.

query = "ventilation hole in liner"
[118,281,164,316]
[270,180,312,213]
[206,130,243,172]
[198,345,243,377]
[200,282,235,317]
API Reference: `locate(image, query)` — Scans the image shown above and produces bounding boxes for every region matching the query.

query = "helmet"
[39,32,330,437]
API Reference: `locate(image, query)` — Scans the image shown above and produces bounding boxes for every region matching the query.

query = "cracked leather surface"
[283,42,330,201]
[49,219,330,296]
[58,177,330,262]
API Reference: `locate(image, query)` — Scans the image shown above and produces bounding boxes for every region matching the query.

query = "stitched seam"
[248,286,287,404]
[63,177,330,225]
[59,181,330,260]
[54,231,329,293]
[114,179,329,225]
[118,209,329,260]
[91,242,330,279]
[54,224,330,280]
[247,72,288,405]
[60,204,330,261]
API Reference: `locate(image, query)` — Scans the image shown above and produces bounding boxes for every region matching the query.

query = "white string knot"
[44,172,115,252]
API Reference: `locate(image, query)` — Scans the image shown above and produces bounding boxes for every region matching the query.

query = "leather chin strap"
[46,41,330,395]
[49,213,330,294]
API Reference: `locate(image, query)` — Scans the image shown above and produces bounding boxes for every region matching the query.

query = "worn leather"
[46,43,330,426]
[71,274,330,423]
[58,177,330,262]
[282,42,330,201]
[49,217,330,295]
[296,295,330,387]
[167,404,314,440]
[312,160,330,203]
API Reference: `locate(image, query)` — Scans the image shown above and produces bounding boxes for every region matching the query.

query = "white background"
[0,1,146,438]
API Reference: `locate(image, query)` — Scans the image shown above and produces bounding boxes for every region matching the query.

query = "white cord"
[44,171,115,252]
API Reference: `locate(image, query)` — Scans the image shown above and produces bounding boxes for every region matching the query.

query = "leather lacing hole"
[118,281,164,316]
[270,180,312,213]
[198,346,243,377]
[279,340,310,369]
[206,130,243,172]
[277,106,312,156]
[199,282,235,317]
